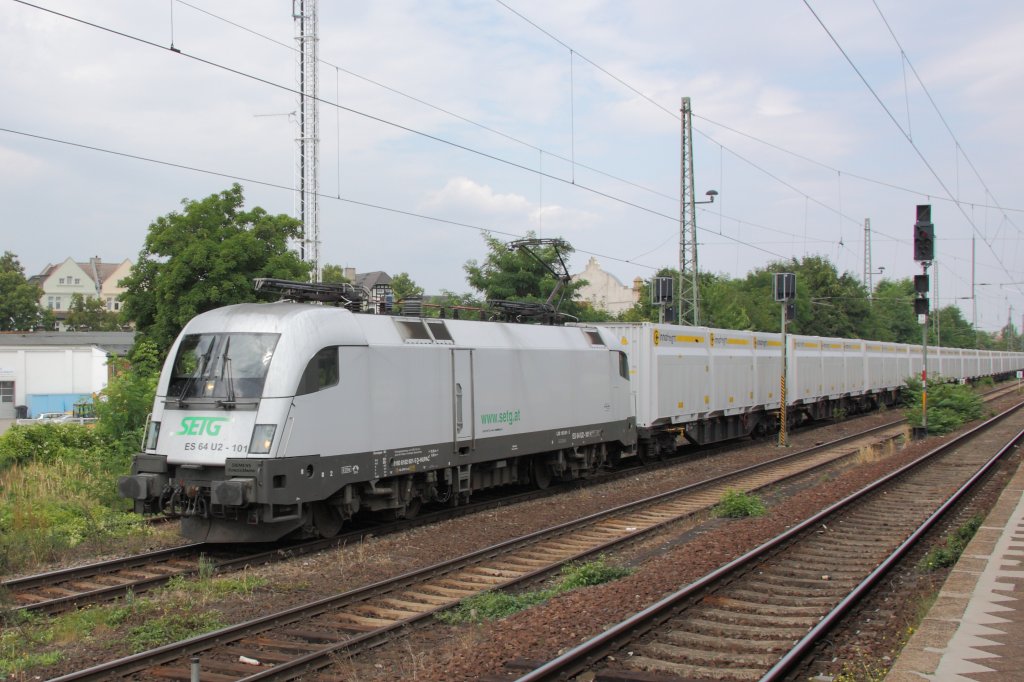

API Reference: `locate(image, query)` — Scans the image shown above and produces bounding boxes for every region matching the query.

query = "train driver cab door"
[452,349,475,455]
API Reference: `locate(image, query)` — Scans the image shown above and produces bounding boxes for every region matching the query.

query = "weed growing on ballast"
[436,557,632,624]
[714,489,767,518]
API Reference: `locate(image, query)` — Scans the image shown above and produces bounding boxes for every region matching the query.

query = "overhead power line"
[12,0,795,264]
[802,0,1023,298]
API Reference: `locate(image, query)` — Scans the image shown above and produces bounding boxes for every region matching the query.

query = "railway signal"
[774,273,796,447]
[913,205,934,261]
[912,205,933,439]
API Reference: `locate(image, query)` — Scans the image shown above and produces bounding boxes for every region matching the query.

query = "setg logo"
[177,416,229,437]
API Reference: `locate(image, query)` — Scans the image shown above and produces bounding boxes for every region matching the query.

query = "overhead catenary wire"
[802,0,1023,298]
[9,0,1021,314]
[10,0,794,265]
[0,124,736,275]
[493,0,1023,293]
[178,0,1014,259]
[153,0,1024,275]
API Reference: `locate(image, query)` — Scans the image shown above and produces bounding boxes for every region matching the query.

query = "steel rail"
[50,408,915,680]
[760,422,1024,681]
[513,397,1024,681]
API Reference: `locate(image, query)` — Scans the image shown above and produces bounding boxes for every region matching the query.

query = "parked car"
[15,412,94,426]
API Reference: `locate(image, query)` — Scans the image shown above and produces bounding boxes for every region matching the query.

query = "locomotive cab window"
[617,351,629,380]
[168,332,279,405]
[297,347,340,396]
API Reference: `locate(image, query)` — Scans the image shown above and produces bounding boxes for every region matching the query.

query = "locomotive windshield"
[168,333,280,407]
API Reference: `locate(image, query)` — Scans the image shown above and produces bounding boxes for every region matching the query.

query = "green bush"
[0,422,104,472]
[0,344,163,573]
[903,377,985,435]
[715,489,767,518]
[92,343,160,458]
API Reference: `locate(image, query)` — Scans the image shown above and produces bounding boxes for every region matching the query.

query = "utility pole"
[293,0,321,282]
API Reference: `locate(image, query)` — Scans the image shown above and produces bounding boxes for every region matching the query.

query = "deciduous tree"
[464,232,590,320]
[66,293,121,331]
[0,251,50,331]
[120,184,309,352]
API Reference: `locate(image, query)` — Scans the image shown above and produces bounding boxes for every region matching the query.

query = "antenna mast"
[293,0,321,282]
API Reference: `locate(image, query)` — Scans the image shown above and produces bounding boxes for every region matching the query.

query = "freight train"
[119,300,1024,542]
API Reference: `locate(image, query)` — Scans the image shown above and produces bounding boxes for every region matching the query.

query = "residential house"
[31,257,133,327]
[343,268,394,313]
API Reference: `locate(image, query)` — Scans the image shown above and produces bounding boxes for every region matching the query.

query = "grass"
[714,489,767,518]
[436,558,632,624]
[0,422,148,574]
[0,563,267,677]
[920,515,984,571]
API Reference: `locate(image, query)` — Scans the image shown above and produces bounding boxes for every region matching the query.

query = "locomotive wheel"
[312,502,344,538]
[530,455,552,490]
[403,497,422,519]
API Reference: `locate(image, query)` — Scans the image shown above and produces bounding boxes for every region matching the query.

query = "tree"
[0,251,50,331]
[930,305,976,349]
[387,272,425,315]
[320,264,350,284]
[870,279,919,344]
[93,339,162,455]
[390,272,424,302]
[120,184,309,352]
[66,293,121,331]
[732,256,870,338]
[463,232,589,320]
[617,267,678,323]
[700,273,752,330]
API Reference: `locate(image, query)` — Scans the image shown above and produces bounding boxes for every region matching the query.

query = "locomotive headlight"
[144,421,160,450]
[248,424,277,454]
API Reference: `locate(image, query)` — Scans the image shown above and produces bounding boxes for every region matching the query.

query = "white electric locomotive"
[119,302,636,542]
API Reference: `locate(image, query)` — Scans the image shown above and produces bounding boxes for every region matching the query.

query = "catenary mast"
[679,97,698,326]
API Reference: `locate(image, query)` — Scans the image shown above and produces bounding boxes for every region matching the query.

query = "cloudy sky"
[3,1,1023,332]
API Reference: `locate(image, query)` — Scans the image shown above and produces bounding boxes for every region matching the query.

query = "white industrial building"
[572,257,642,315]
[0,332,134,419]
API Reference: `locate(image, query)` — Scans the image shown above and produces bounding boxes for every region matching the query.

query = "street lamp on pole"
[866,266,884,304]
[678,189,718,326]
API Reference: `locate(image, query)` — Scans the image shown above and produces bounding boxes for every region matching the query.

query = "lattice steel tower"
[863,218,872,298]
[293,0,321,282]
[679,97,698,326]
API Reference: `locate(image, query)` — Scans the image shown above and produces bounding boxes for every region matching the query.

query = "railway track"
[50,403,930,681]
[5,388,919,617]
[510,399,1024,681]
